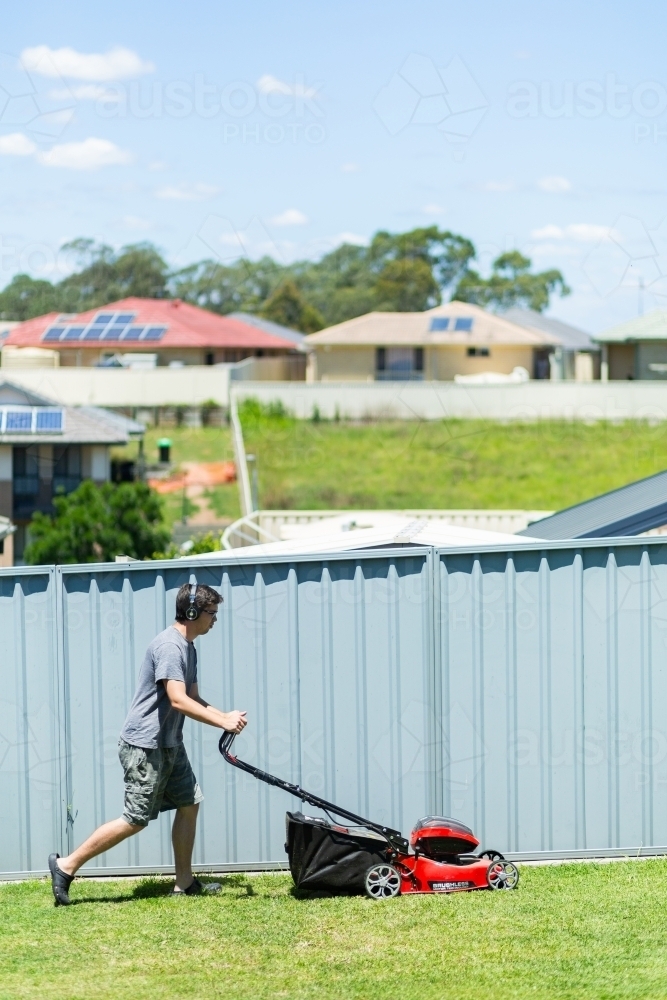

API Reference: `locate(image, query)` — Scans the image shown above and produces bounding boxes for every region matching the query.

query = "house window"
[376,347,424,380]
[205,352,214,365]
[467,347,490,357]
[53,445,82,495]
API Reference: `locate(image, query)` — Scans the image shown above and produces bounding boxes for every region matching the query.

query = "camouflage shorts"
[118,738,204,827]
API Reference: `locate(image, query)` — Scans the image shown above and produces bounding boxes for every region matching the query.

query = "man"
[48,583,247,906]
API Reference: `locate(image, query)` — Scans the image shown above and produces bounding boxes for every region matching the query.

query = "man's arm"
[164,680,247,733]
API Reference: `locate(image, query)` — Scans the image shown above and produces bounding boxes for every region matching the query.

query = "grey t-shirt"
[120,626,197,749]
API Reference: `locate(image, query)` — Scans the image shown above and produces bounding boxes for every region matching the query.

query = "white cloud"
[531,223,613,243]
[482,180,514,192]
[155,182,219,201]
[341,162,360,173]
[256,74,318,98]
[37,137,132,170]
[21,45,154,81]
[531,225,565,240]
[537,175,572,193]
[0,133,37,156]
[422,203,443,215]
[270,208,308,226]
[332,232,368,246]
[567,223,611,242]
[148,160,167,172]
[49,84,122,101]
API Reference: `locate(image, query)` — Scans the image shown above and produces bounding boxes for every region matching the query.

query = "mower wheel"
[486,860,519,891]
[479,849,505,862]
[364,863,401,900]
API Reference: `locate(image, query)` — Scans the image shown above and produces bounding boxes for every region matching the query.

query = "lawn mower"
[219,732,519,899]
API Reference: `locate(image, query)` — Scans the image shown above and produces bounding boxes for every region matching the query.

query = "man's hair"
[175,583,223,622]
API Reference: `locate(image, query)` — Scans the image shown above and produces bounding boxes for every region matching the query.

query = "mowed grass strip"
[114,416,667,521]
[2,863,667,999]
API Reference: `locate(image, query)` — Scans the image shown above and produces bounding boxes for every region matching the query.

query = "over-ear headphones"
[185,582,199,621]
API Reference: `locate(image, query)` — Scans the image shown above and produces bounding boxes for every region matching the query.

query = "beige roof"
[305,301,560,348]
[595,310,667,343]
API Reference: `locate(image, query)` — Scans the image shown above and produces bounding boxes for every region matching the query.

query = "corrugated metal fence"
[3,539,667,879]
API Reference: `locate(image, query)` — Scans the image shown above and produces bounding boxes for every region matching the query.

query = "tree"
[59,239,169,308]
[24,480,170,565]
[373,258,440,312]
[452,251,570,313]
[260,280,325,333]
[171,256,285,314]
[0,274,62,321]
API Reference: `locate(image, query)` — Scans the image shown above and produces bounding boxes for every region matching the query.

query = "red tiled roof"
[4,297,297,351]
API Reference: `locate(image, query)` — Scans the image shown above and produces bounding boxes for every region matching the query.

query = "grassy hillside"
[115,414,667,527]
[240,406,667,512]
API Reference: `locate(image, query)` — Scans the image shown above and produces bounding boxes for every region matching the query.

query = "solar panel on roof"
[122,325,144,341]
[429,318,449,331]
[115,313,136,324]
[63,326,85,341]
[43,327,64,341]
[35,410,63,432]
[6,410,32,431]
[82,327,107,340]
[104,326,128,339]
[143,325,166,341]
[94,313,114,324]
[454,317,473,331]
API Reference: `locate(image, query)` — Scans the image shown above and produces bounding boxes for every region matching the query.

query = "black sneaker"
[48,854,74,907]
[169,877,221,896]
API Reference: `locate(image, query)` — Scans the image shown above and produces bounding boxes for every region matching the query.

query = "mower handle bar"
[218,731,408,854]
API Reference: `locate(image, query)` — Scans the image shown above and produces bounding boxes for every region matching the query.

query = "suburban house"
[500,308,600,381]
[595,310,667,380]
[4,298,302,368]
[304,302,564,382]
[0,379,143,564]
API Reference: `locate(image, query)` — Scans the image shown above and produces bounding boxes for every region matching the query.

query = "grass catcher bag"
[286,811,390,892]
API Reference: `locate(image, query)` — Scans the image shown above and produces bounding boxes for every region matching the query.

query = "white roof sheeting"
[204,515,542,560]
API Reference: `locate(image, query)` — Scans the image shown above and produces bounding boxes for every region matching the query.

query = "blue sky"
[2,0,667,332]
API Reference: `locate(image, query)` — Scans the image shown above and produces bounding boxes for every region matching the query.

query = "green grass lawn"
[3,862,667,999]
[114,413,667,528]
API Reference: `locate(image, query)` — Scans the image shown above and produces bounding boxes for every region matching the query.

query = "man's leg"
[57,818,143,876]
[172,803,199,891]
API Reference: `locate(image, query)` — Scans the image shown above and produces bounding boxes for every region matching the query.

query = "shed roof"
[595,309,667,344]
[519,469,667,539]
[207,516,540,560]
[305,300,560,348]
[5,298,298,352]
[501,307,598,351]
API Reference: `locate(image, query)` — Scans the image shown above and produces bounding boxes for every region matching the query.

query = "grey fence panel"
[295,554,433,840]
[0,567,63,875]
[9,537,667,878]
[437,541,667,855]
[55,550,433,874]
